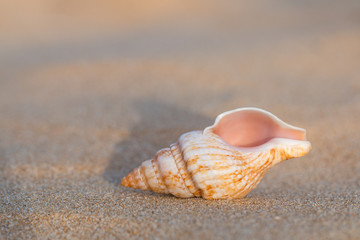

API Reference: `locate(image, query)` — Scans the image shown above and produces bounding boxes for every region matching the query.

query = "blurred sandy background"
[1,0,360,239]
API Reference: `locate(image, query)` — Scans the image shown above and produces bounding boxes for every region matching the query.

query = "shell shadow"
[103,100,212,184]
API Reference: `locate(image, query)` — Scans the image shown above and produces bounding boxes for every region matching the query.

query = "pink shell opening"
[211,109,306,148]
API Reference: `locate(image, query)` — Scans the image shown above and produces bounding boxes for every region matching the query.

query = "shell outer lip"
[203,107,310,153]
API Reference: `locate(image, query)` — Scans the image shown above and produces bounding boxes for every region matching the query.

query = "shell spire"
[121,144,200,197]
[121,107,311,199]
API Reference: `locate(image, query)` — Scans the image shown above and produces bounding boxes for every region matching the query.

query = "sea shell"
[121,107,311,199]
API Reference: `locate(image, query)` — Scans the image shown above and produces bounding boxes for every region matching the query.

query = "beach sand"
[1,1,360,239]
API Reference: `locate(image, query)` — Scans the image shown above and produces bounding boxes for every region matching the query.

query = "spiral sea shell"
[121,107,311,199]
